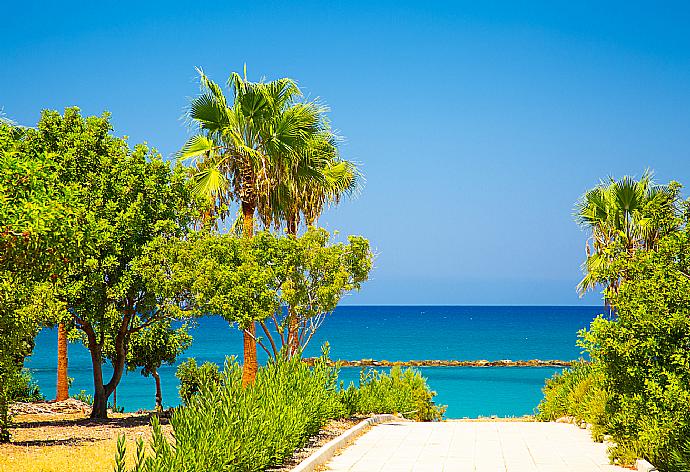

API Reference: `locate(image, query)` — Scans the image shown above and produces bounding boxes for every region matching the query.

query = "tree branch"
[259,320,279,359]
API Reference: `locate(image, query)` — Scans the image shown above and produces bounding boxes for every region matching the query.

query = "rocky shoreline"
[302,358,575,368]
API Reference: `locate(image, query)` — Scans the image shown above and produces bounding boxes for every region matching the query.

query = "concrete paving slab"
[323,421,630,472]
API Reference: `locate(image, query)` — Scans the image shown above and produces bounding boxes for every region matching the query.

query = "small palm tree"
[575,170,680,301]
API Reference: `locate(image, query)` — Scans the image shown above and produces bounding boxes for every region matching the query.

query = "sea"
[25,306,603,418]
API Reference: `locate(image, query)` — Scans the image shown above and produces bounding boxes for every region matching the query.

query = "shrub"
[536,361,609,440]
[672,438,690,472]
[116,350,345,471]
[116,349,445,471]
[578,233,690,469]
[342,366,445,421]
[175,358,222,404]
[7,369,43,403]
[71,390,93,405]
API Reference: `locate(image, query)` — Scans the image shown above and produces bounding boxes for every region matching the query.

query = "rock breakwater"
[301,358,574,368]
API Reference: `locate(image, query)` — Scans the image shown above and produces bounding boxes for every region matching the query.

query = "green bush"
[536,361,609,441]
[672,438,690,472]
[116,349,446,471]
[71,390,93,405]
[342,366,445,421]
[578,233,690,470]
[175,358,222,404]
[7,369,43,403]
[116,350,345,471]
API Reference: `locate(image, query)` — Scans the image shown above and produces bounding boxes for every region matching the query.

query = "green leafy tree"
[0,121,79,440]
[125,320,192,411]
[138,228,372,362]
[253,228,372,358]
[580,229,690,468]
[28,108,199,419]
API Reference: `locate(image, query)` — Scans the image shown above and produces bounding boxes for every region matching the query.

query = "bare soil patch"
[0,408,170,472]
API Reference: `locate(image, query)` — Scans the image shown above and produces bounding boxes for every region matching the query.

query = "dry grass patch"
[0,412,171,472]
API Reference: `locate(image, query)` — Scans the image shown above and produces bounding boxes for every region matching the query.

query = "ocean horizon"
[26,305,603,418]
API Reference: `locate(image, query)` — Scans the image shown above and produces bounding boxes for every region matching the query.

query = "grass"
[0,412,171,472]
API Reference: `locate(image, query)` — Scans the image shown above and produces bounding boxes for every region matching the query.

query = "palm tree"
[180,68,322,384]
[259,131,361,356]
[259,126,362,234]
[575,170,680,302]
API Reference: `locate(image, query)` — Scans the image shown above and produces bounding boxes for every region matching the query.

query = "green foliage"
[579,231,690,469]
[671,438,690,472]
[27,107,201,417]
[120,350,345,471]
[72,390,93,405]
[342,366,445,422]
[0,120,79,441]
[127,322,192,378]
[125,320,192,409]
[536,362,609,440]
[117,345,443,471]
[574,171,681,296]
[138,227,372,357]
[175,358,222,404]
[7,369,44,403]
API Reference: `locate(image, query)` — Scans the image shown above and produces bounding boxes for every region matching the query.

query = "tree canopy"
[137,228,372,359]
[27,108,201,418]
[0,121,80,440]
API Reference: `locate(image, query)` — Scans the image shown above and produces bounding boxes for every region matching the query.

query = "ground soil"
[1,403,368,472]
[0,407,171,472]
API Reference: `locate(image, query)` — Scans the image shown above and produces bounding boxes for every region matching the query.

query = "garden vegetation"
[0,66,378,457]
[114,347,444,472]
[538,172,690,471]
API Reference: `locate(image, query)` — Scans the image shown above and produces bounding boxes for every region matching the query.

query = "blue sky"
[3,1,690,305]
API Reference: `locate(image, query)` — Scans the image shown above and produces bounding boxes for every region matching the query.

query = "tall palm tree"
[575,170,680,301]
[180,68,322,385]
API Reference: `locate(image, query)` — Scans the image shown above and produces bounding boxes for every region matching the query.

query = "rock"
[10,398,91,416]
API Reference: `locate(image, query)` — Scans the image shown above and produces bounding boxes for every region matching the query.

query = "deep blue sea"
[25,306,602,418]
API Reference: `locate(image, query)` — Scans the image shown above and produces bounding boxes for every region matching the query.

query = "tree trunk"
[85,315,130,419]
[285,214,301,357]
[241,324,258,387]
[242,201,254,238]
[56,323,69,401]
[87,337,108,419]
[240,200,259,386]
[287,308,300,358]
[152,367,162,411]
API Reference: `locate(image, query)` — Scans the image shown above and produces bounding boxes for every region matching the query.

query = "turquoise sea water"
[25,306,602,418]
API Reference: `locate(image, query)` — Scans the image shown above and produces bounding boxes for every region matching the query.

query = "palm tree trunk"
[241,200,258,386]
[286,213,300,357]
[242,201,254,238]
[56,323,69,401]
[241,324,258,387]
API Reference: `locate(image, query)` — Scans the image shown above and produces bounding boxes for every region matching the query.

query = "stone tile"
[323,422,631,472]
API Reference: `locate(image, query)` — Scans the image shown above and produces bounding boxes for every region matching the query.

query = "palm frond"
[177,135,217,161]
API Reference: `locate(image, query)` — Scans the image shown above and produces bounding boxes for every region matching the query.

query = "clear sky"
[3,1,690,305]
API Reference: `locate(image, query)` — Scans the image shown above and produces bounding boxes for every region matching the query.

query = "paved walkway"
[324,421,629,472]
